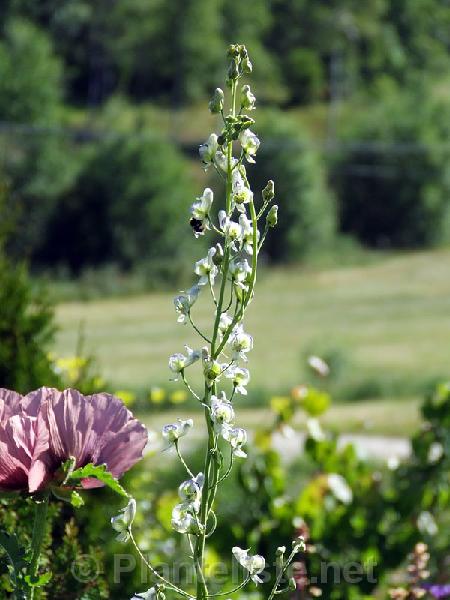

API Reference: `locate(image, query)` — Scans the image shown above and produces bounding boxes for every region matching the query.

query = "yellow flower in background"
[270,395,291,413]
[115,389,136,407]
[149,387,166,404]
[92,376,106,390]
[54,356,87,383]
[204,546,221,579]
[170,390,188,404]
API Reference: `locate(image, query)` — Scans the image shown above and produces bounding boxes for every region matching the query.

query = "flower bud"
[266,205,278,228]
[204,360,222,383]
[241,85,256,111]
[228,60,239,81]
[262,180,275,203]
[209,88,224,114]
[276,545,286,569]
[288,577,297,592]
[212,243,224,265]
[292,536,306,553]
[241,56,253,74]
[111,498,136,542]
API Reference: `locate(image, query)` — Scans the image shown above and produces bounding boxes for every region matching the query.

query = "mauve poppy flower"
[0,387,148,493]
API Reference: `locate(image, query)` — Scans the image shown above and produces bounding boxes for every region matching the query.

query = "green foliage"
[0,256,60,393]
[0,18,61,124]
[250,113,337,262]
[332,87,450,247]
[38,135,200,285]
[68,464,129,499]
[0,497,109,599]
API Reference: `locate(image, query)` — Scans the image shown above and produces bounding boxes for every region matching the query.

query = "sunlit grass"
[54,249,450,416]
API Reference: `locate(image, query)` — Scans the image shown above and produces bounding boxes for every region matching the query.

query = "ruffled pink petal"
[0,419,31,491]
[28,413,51,493]
[94,419,148,479]
[0,389,23,424]
[44,389,95,467]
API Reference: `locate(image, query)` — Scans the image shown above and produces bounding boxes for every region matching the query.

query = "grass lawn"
[54,248,450,415]
[139,397,421,438]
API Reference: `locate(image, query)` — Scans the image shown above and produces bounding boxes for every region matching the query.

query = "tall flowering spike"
[0,387,148,493]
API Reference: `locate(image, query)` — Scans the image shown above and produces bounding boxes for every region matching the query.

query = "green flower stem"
[195,77,238,600]
[207,575,251,597]
[194,390,215,600]
[188,313,212,344]
[267,547,300,600]
[213,196,258,359]
[28,492,50,600]
[129,532,193,599]
[175,442,195,478]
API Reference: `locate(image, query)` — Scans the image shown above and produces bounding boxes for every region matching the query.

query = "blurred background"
[0,1,449,598]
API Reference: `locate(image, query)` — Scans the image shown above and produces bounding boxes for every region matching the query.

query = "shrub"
[0,256,60,393]
[37,134,200,285]
[331,87,450,248]
[0,18,61,124]
[249,112,337,262]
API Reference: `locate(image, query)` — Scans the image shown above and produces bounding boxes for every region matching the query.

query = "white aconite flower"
[191,188,214,220]
[173,284,200,324]
[190,188,214,236]
[195,247,219,286]
[222,426,248,458]
[131,587,158,600]
[232,547,265,584]
[241,84,256,111]
[229,258,252,290]
[215,150,237,172]
[178,472,205,513]
[199,133,218,168]
[230,325,253,362]
[171,502,201,534]
[211,392,235,434]
[219,312,233,336]
[239,214,259,255]
[239,129,260,163]
[168,346,200,379]
[327,473,352,505]
[111,498,136,543]
[226,365,250,395]
[218,210,242,244]
[162,418,193,449]
[232,170,253,212]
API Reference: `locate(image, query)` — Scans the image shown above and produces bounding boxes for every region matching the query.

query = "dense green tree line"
[0,2,449,280]
[0,0,448,105]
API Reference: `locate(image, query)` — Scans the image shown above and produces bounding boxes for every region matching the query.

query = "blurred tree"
[0,18,62,123]
[222,0,286,103]
[0,18,82,263]
[249,113,337,262]
[37,134,200,285]
[269,0,450,105]
[331,85,450,247]
[0,183,60,393]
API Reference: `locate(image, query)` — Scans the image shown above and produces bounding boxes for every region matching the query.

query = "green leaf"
[0,530,26,579]
[51,486,85,508]
[25,571,52,587]
[69,463,129,498]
